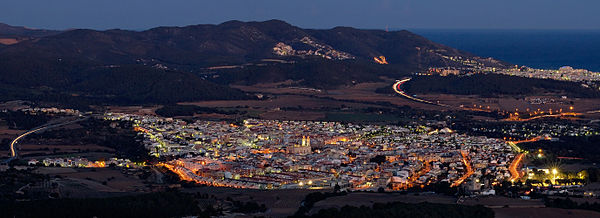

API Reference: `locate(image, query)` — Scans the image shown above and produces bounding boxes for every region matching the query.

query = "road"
[451,150,474,187]
[505,138,534,181]
[393,78,489,111]
[7,116,89,161]
[509,153,525,181]
[392,78,450,107]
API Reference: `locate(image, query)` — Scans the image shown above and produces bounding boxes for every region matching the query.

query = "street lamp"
[552,168,558,184]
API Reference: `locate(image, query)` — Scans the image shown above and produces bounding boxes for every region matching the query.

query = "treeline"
[155,105,245,117]
[402,74,600,98]
[0,191,218,218]
[304,201,493,218]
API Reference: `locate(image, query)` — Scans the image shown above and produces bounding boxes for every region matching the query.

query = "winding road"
[393,78,450,107]
[6,116,89,162]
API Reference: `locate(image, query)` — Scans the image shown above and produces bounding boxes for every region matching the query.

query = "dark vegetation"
[230,200,267,214]
[585,168,600,183]
[293,191,349,217]
[0,138,8,151]
[400,74,600,98]
[0,191,219,218]
[369,155,387,165]
[28,118,151,161]
[0,168,49,201]
[307,202,494,218]
[520,135,600,161]
[322,103,501,125]
[0,61,252,108]
[210,59,410,89]
[155,104,245,117]
[0,110,51,129]
[545,197,600,213]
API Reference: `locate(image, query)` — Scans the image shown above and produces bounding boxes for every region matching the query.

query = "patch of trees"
[0,111,51,130]
[155,105,244,117]
[369,155,387,165]
[545,197,600,213]
[402,74,600,98]
[305,201,494,218]
[293,191,349,217]
[28,118,151,162]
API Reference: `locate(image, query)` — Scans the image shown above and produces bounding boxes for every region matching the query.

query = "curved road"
[7,117,89,161]
[10,126,47,157]
[393,78,451,108]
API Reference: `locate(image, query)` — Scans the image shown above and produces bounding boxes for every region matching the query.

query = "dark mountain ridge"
[0,20,508,107]
[0,23,61,46]
[0,23,61,37]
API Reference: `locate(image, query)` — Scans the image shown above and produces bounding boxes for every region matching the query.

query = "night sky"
[2,0,599,30]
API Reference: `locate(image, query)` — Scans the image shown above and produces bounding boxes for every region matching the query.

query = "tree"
[369,155,386,165]
[334,184,341,193]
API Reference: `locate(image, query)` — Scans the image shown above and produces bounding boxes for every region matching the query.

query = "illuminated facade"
[287,136,312,155]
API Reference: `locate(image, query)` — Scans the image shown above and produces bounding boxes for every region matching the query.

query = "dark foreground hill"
[0,20,508,106]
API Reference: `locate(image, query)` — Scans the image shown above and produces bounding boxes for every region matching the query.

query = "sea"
[409,29,600,72]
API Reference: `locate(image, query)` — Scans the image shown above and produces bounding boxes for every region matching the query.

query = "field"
[34,167,155,198]
[183,187,317,217]
[233,82,447,111]
[19,144,115,156]
[419,94,600,114]
[178,82,455,122]
[104,105,161,115]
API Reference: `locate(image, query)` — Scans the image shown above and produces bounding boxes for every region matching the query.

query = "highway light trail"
[451,150,473,187]
[506,138,531,181]
[509,153,525,181]
[9,117,89,158]
[10,127,46,157]
[392,78,450,107]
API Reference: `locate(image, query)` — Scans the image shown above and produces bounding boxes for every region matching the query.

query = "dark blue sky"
[2,0,599,30]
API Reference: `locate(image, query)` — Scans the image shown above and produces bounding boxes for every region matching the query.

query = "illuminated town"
[428,62,600,85]
[499,66,600,83]
[105,113,522,192]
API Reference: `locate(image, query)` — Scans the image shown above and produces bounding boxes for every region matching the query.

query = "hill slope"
[0,23,61,45]
[0,20,508,106]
